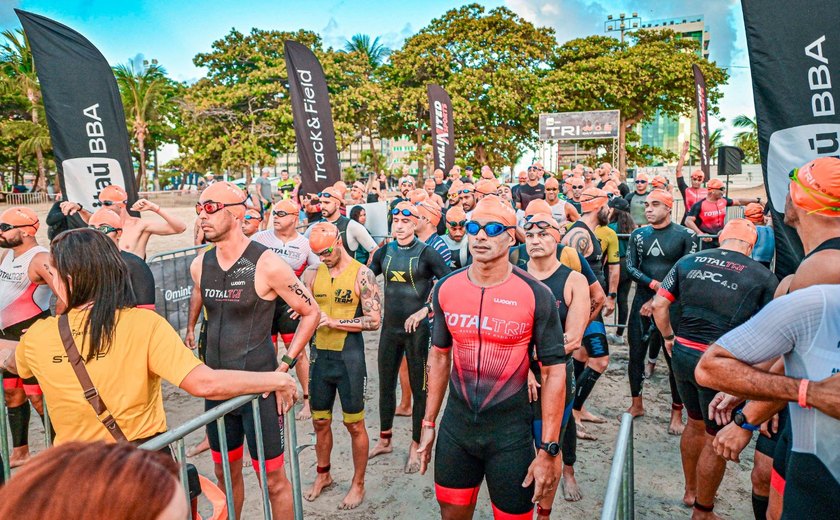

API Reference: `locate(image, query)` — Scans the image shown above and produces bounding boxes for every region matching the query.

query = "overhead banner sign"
[692,64,711,180]
[284,40,340,196]
[16,10,138,211]
[427,84,455,174]
[539,110,620,141]
[742,0,840,276]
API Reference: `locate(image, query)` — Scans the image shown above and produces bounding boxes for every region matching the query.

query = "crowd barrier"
[147,245,207,332]
[0,369,53,482]
[1,192,52,205]
[601,413,635,519]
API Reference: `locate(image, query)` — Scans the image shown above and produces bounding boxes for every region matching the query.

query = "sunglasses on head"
[244,214,262,221]
[101,200,124,206]
[0,223,29,232]
[465,221,514,237]
[273,210,293,218]
[447,219,467,228]
[391,208,416,217]
[89,224,121,234]
[523,221,557,232]
[195,200,247,215]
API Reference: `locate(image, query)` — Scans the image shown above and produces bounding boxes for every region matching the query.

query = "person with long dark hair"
[0,228,299,447]
[606,197,635,342]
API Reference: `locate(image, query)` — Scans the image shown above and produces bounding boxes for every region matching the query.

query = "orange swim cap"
[1,206,39,232]
[273,199,299,215]
[98,184,128,203]
[417,201,442,226]
[707,178,724,190]
[789,157,840,217]
[320,186,344,204]
[201,181,248,218]
[409,189,428,204]
[445,206,467,224]
[333,181,347,197]
[244,208,262,220]
[309,221,340,253]
[651,175,669,189]
[448,181,464,196]
[719,218,757,246]
[471,195,517,238]
[525,199,552,217]
[524,212,561,243]
[646,189,674,209]
[743,203,765,224]
[89,208,121,228]
[690,170,705,180]
[580,188,609,213]
[475,178,500,196]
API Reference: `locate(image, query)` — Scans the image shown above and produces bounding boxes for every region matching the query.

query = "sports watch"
[281,354,298,369]
[539,441,561,457]
[733,410,760,432]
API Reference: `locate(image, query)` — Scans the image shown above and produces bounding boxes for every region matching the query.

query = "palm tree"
[733,114,760,163]
[114,58,172,188]
[690,128,723,165]
[0,29,48,191]
[344,34,389,68]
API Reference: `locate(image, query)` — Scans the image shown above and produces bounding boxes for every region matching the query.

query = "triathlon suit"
[625,191,649,226]
[121,250,155,309]
[626,222,696,407]
[677,177,708,225]
[526,264,578,469]
[687,197,733,247]
[201,241,285,471]
[432,266,566,518]
[658,248,777,434]
[277,179,295,200]
[548,200,569,227]
[717,286,840,519]
[310,260,366,423]
[441,234,470,269]
[1,245,51,398]
[369,238,450,443]
[425,233,452,266]
[251,230,318,344]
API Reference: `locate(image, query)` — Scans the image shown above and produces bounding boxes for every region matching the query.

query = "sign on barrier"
[147,245,205,331]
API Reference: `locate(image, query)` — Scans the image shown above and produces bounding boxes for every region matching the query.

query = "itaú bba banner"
[16,10,138,210]
[743,0,840,276]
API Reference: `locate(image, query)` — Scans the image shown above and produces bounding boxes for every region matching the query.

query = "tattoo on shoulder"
[571,232,591,255]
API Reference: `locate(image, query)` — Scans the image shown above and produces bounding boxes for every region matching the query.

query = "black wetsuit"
[527,264,578,468]
[121,251,155,308]
[626,222,696,405]
[200,241,285,468]
[660,249,777,434]
[369,238,450,442]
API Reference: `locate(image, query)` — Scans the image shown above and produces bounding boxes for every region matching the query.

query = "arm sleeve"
[683,229,698,256]
[431,284,452,350]
[425,246,452,280]
[657,262,682,303]
[369,246,384,276]
[147,315,203,386]
[434,239,453,267]
[716,287,825,365]
[46,203,64,226]
[625,229,652,286]
[677,177,688,202]
[618,182,630,197]
[349,220,377,252]
[532,284,566,366]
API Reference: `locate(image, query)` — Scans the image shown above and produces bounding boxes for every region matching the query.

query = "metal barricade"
[601,412,635,520]
[147,245,207,332]
[1,192,51,205]
[139,396,308,520]
[0,368,53,482]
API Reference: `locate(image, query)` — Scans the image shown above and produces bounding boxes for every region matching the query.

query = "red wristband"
[422,420,436,429]
[798,379,811,409]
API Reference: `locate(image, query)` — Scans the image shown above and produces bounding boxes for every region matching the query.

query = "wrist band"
[422,420,436,429]
[798,379,811,409]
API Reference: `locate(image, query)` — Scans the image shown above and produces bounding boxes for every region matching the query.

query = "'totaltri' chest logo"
[390,270,407,282]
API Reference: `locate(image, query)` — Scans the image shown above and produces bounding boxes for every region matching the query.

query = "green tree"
[384,4,555,175]
[114,58,178,189]
[733,114,759,163]
[344,34,389,68]
[690,128,723,165]
[0,29,49,191]
[537,30,728,176]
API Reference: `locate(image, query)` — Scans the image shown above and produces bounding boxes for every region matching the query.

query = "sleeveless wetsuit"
[310,260,366,423]
[201,241,285,471]
[369,238,450,443]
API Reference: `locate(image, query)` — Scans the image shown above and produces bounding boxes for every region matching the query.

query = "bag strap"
[58,314,127,442]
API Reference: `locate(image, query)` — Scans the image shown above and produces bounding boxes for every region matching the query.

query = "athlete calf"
[298,223,381,510]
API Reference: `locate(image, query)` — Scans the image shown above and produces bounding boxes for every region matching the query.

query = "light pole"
[604,12,641,43]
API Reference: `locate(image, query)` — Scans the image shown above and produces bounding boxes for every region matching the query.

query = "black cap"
[609,197,630,212]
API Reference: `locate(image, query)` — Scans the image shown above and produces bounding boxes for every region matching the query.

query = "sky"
[1,0,754,142]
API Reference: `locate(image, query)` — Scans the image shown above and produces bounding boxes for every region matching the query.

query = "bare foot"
[562,468,582,502]
[394,405,412,417]
[9,447,30,468]
[644,361,656,379]
[339,482,365,510]
[683,488,696,507]
[296,401,311,421]
[668,409,685,435]
[187,437,210,457]
[579,408,606,423]
[626,404,645,418]
[368,437,393,459]
[575,422,598,441]
[304,473,334,502]
[691,509,723,520]
[405,441,421,473]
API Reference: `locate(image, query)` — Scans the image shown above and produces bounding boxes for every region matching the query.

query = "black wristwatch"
[664,334,675,341]
[608,292,617,298]
[281,354,297,369]
[733,410,760,432]
[539,441,561,457]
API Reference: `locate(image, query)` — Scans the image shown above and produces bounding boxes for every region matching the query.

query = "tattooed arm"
[324,266,382,332]
[562,228,592,258]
